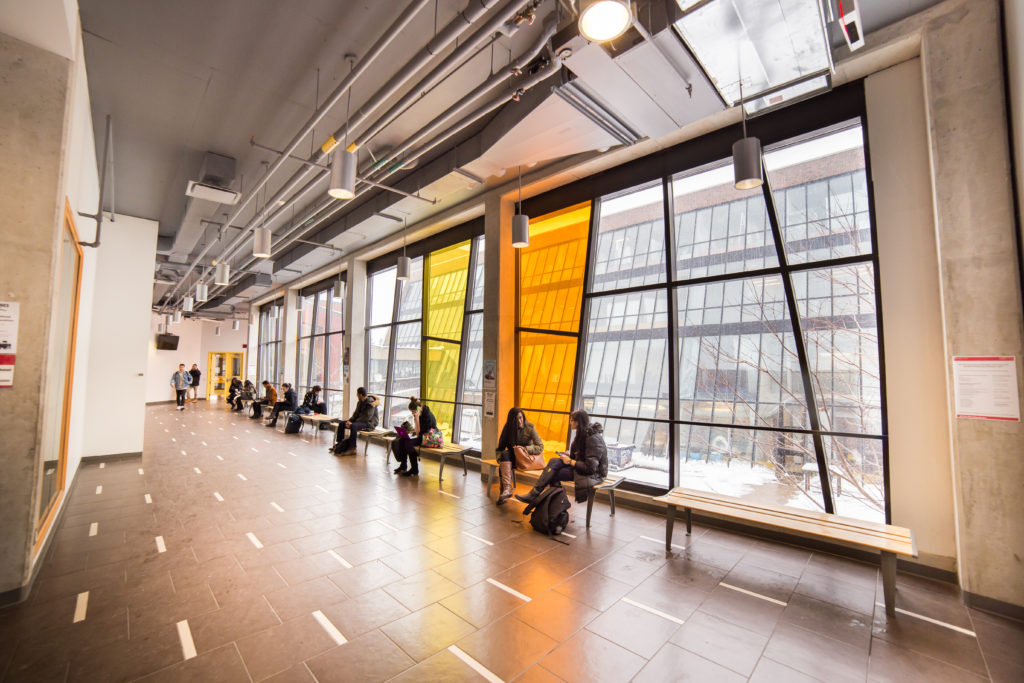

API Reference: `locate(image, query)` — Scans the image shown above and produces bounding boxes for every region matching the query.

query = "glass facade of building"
[295,280,345,416]
[256,299,283,388]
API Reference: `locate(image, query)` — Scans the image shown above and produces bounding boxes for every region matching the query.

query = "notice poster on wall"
[484,391,495,418]
[483,360,496,391]
[952,356,1020,421]
[0,302,19,388]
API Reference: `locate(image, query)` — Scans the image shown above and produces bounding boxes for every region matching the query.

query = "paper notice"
[952,356,1020,421]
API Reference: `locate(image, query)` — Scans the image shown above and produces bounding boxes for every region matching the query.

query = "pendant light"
[173,310,183,323]
[196,282,209,302]
[396,218,411,280]
[328,148,357,199]
[732,78,763,190]
[253,185,272,258]
[183,295,194,312]
[578,0,631,42]
[165,314,173,329]
[232,319,240,331]
[512,165,529,248]
[215,326,221,336]
[214,261,230,286]
[332,273,344,300]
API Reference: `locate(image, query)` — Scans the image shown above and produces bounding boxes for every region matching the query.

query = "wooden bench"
[652,487,916,616]
[297,413,337,438]
[358,428,396,457]
[419,443,473,481]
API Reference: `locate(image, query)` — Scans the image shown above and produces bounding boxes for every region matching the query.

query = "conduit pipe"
[202,0,533,281]
[159,0,433,311]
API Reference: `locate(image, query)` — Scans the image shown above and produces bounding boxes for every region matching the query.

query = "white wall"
[146,315,202,403]
[81,214,158,457]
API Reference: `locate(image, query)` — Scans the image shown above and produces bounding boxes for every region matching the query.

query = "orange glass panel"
[518,332,577,415]
[518,203,590,332]
[425,240,471,341]
[524,410,569,455]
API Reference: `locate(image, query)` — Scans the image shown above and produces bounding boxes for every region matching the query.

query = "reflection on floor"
[1,403,1021,682]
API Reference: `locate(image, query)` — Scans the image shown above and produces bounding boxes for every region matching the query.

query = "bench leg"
[665,505,676,552]
[881,551,897,617]
[586,490,595,528]
[438,451,446,482]
[608,489,616,517]
[460,452,467,476]
[685,507,692,535]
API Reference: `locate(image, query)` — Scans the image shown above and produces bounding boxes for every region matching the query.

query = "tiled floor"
[2,403,1022,682]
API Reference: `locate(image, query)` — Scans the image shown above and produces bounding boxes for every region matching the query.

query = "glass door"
[207,352,244,401]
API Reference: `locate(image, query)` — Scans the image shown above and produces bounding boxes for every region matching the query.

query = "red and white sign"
[0,302,18,388]
[952,356,1020,421]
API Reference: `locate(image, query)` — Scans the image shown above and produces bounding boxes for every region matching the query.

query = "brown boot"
[496,461,514,506]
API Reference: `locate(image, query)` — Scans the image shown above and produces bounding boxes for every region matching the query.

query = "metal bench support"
[881,551,897,616]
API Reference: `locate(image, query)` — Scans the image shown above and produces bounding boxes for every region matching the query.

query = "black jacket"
[189,368,201,384]
[416,405,437,435]
[349,395,379,428]
[569,423,608,502]
[283,388,298,409]
[302,390,324,412]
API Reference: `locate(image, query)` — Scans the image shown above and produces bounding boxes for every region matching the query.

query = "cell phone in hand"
[557,451,569,457]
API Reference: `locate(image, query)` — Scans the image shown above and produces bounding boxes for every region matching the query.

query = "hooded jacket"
[569,422,609,502]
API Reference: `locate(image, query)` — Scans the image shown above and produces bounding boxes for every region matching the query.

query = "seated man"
[331,387,379,455]
[301,385,327,414]
[268,382,298,426]
[250,380,277,419]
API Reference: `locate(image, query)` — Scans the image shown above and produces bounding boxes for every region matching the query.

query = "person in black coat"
[332,387,380,454]
[268,383,298,426]
[301,385,327,414]
[515,409,608,505]
[392,397,436,477]
[233,380,255,411]
[227,378,241,406]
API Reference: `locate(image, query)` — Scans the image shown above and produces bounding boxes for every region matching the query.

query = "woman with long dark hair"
[494,407,544,505]
[515,409,608,505]
[392,397,437,477]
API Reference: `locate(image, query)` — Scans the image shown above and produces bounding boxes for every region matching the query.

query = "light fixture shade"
[182,296,194,312]
[333,279,344,300]
[173,310,183,323]
[512,213,530,248]
[232,319,240,331]
[196,282,209,302]
[396,255,411,281]
[215,326,221,336]
[165,314,173,328]
[732,136,764,190]
[328,148,356,199]
[214,262,230,285]
[253,227,272,258]
[578,0,631,42]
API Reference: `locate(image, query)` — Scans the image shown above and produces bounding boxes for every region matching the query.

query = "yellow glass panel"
[430,401,455,443]
[423,339,460,405]
[518,332,576,414]
[425,240,471,341]
[518,203,590,333]
[524,410,569,455]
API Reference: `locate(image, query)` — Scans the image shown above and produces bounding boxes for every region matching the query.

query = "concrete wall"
[81,214,158,457]
[866,59,958,571]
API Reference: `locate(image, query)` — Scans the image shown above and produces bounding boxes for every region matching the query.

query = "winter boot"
[496,461,514,506]
[514,462,557,505]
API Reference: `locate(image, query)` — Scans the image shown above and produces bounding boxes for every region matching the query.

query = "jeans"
[175,389,187,407]
[271,401,293,419]
[335,421,369,451]
[393,436,422,471]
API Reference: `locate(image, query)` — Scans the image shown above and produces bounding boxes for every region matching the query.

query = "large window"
[365,234,485,445]
[296,279,345,415]
[537,119,886,523]
[257,299,283,387]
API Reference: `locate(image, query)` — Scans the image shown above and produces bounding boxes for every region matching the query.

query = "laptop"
[394,425,411,439]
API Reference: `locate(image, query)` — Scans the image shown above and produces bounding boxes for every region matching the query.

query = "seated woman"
[233,380,255,411]
[494,408,544,506]
[301,385,327,414]
[515,409,608,506]
[392,397,437,477]
[227,378,241,407]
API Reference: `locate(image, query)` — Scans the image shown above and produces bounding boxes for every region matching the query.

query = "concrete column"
[281,288,298,386]
[0,33,70,597]
[344,257,366,417]
[481,194,516,456]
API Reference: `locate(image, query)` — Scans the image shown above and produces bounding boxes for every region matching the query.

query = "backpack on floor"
[285,413,302,434]
[523,487,571,538]
[249,402,263,419]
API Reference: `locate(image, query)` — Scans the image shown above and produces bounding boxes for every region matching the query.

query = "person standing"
[188,363,202,403]
[170,364,192,410]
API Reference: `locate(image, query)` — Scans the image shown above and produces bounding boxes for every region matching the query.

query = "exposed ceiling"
[77,0,943,318]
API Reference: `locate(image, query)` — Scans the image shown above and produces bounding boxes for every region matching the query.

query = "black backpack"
[285,413,302,434]
[523,487,571,538]
[249,402,262,419]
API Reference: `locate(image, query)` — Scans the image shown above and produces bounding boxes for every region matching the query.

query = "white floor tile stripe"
[263,439,271,444]
[88,523,98,537]
[378,520,398,531]
[276,462,286,469]
[95,485,102,495]
[233,436,239,440]
[719,582,787,606]
[873,603,977,636]
[315,485,328,493]
[164,429,168,433]
[464,532,495,548]
[288,452,297,457]
[99,463,105,469]
[312,610,347,645]
[245,429,250,433]
[176,620,197,660]
[193,467,202,474]
[640,535,686,550]
[246,532,263,549]
[252,448,259,453]
[213,492,224,502]
[448,645,504,683]
[270,502,284,512]
[561,532,576,538]
[138,468,144,475]
[144,494,152,504]
[438,490,460,499]
[216,455,223,461]
[181,450,187,456]
[621,597,686,624]
[486,578,530,602]
[73,591,89,623]
[237,473,247,481]
[328,550,352,568]
[171,438,176,442]
[201,441,207,446]
[155,536,167,553]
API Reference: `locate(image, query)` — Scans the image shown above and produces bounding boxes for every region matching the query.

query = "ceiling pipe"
[78,114,115,248]
[197,0,532,285]
[159,0,433,311]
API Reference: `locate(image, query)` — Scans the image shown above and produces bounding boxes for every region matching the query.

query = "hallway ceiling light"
[165,314,172,329]
[513,165,529,248]
[214,262,230,286]
[333,277,343,300]
[183,296,194,312]
[578,0,632,42]
[195,282,209,302]
[732,80,762,190]
[328,148,357,200]
[252,227,272,258]
[232,319,240,331]
[173,310,183,323]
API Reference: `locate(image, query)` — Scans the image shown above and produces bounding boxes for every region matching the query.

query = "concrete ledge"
[81,452,142,464]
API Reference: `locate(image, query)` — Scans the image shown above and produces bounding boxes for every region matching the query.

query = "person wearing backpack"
[392,397,438,477]
[515,409,608,506]
[494,408,544,506]
[331,387,379,455]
